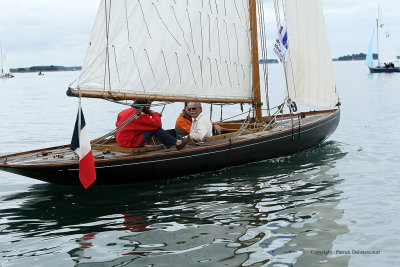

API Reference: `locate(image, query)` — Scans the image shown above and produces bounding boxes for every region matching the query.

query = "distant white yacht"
[0,42,14,78]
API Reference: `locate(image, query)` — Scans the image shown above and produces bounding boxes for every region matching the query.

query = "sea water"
[0,61,399,266]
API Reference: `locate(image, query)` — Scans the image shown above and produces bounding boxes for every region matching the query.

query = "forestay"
[283,0,338,109]
[73,0,253,103]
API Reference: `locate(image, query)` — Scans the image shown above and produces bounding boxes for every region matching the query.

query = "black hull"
[0,110,340,186]
[369,66,400,73]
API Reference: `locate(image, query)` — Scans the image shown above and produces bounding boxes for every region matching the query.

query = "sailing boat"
[0,0,340,187]
[366,7,400,73]
[0,42,14,78]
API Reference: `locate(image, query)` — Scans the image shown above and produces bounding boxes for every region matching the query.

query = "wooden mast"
[249,0,262,121]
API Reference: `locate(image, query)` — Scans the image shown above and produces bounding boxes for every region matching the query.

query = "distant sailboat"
[0,42,14,78]
[0,0,340,187]
[366,7,400,73]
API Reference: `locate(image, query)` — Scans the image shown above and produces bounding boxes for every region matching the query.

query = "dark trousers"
[141,129,177,148]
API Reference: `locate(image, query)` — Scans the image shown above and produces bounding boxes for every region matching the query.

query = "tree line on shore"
[333,53,377,61]
[10,65,82,72]
[10,53,399,72]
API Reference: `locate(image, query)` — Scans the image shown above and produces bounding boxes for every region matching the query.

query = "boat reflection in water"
[0,141,349,266]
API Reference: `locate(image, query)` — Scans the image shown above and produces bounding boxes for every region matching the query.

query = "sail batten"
[74,0,253,102]
[283,0,338,109]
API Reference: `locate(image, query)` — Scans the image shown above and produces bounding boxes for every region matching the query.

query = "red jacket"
[116,108,162,148]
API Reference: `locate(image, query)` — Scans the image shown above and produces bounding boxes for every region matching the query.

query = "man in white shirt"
[187,102,213,142]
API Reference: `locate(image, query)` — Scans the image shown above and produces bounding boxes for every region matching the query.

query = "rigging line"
[233,23,240,69]
[208,15,211,52]
[224,0,227,16]
[104,0,111,92]
[241,65,246,90]
[220,104,223,121]
[124,0,130,41]
[215,0,219,14]
[216,18,222,62]
[274,0,293,107]
[160,104,166,116]
[235,63,240,86]
[172,7,192,52]
[225,61,233,87]
[153,3,182,47]
[186,9,196,53]
[144,49,157,82]
[231,109,252,140]
[200,12,204,87]
[215,59,222,85]
[262,102,284,131]
[187,54,197,84]
[161,50,171,85]
[285,0,298,102]
[175,52,182,84]
[199,56,204,88]
[208,58,213,86]
[112,45,121,84]
[257,0,271,117]
[224,20,232,64]
[92,112,140,149]
[241,0,250,30]
[138,0,152,39]
[129,47,145,91]
[234,0,243,23]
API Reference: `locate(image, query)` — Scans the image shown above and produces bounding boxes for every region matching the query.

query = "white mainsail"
[74,0,253,102]
[377,7,398,66]
[283,0,339,109]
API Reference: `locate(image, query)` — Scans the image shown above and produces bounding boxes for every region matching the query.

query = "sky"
[1,0,400,68]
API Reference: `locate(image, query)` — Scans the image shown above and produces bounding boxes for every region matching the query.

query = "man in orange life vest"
[175,102,222,140]
[116,101,189,150]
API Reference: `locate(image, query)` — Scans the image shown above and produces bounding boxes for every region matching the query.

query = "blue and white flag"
[274,25,289,63]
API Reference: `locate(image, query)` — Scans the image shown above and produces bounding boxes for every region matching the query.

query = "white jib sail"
[75,0,253,102]
[377,8,398,66]
[283,0,339,109]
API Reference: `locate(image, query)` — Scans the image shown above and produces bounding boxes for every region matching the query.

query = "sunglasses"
[188,107,197,111]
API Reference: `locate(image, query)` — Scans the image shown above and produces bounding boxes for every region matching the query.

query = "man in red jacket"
[116,101,188,150]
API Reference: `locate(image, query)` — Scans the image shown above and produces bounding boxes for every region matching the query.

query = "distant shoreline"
[10,54,400,72]
[11,69,81,73]
[10,65,81,73]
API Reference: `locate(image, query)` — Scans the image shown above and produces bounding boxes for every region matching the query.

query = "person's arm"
[132,112,162,130]
[212,122,222,134]
[189,117,212,142]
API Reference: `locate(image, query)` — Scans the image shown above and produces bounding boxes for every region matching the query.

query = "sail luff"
[366,27,375,67]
